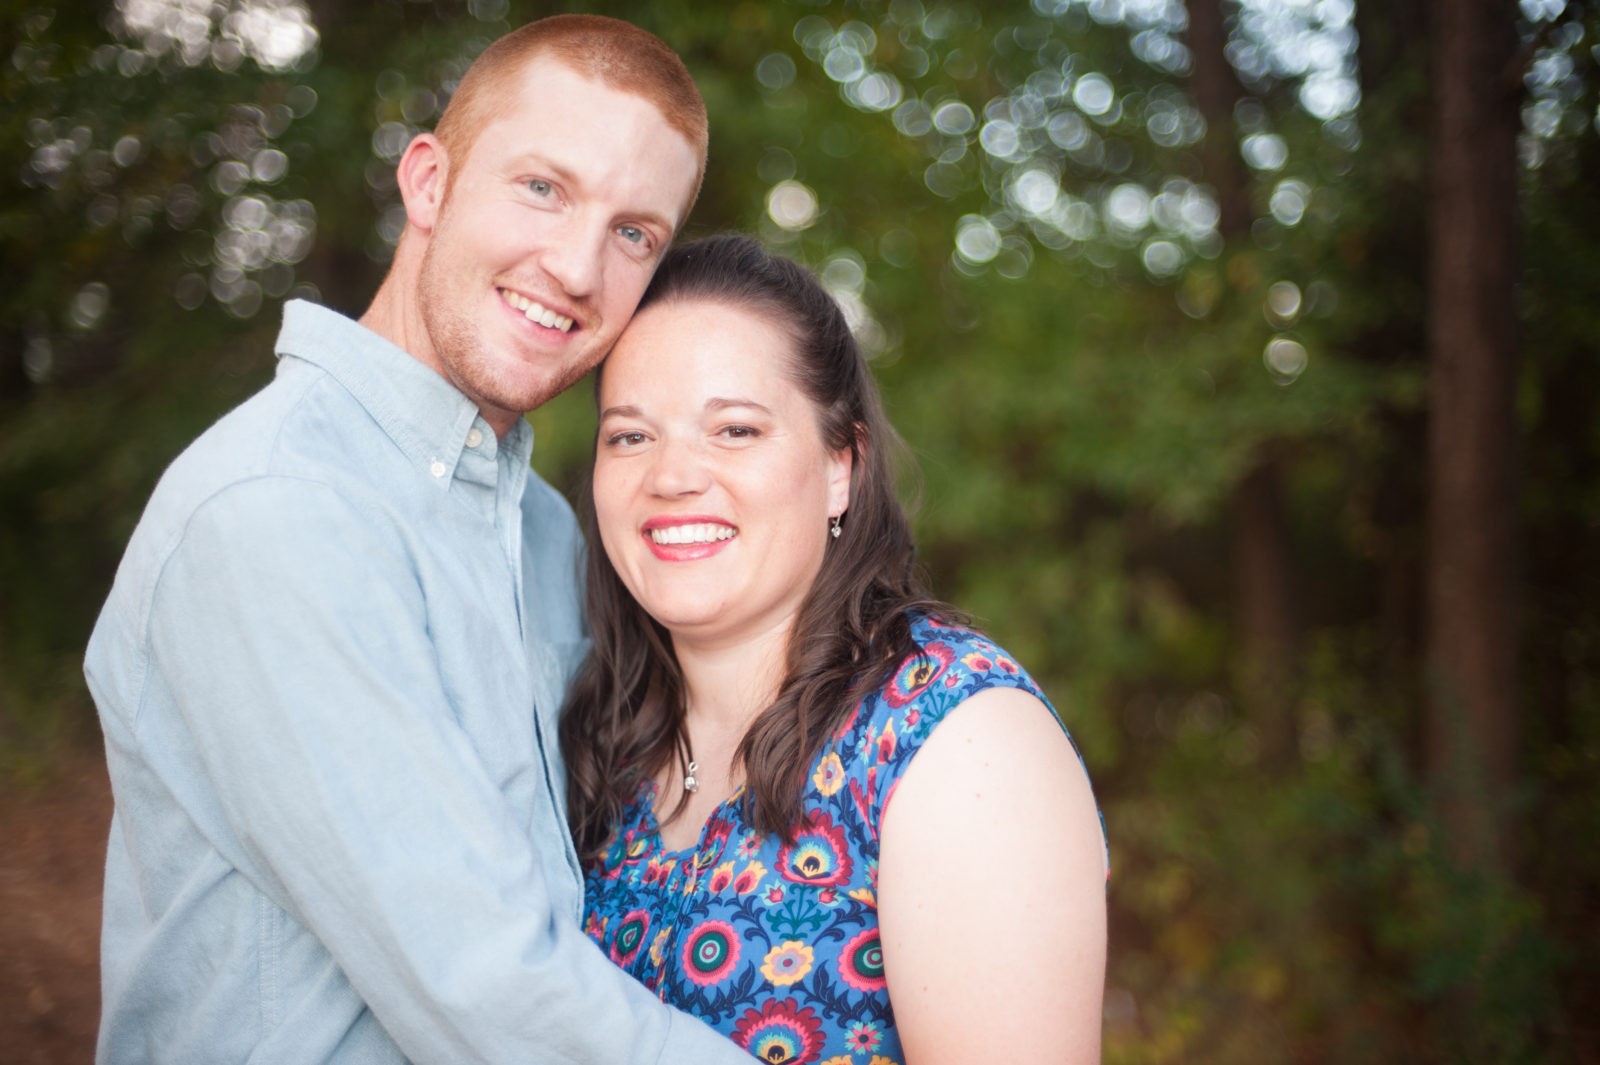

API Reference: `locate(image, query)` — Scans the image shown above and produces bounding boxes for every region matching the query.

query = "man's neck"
[360,264,518,439]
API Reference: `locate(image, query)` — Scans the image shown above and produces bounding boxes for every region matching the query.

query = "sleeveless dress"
[580,616,1099,1065]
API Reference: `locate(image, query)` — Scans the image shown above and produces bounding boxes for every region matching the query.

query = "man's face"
[411,59,700,434]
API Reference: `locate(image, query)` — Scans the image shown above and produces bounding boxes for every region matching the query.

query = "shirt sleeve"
[145,475,749,1065]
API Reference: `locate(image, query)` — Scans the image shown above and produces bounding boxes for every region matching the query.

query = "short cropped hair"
[433,14,709,218]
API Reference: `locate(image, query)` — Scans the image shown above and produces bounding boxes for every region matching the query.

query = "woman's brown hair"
[561,234,958,859]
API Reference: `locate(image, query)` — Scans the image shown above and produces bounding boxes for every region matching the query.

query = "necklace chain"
[680,732,699,793]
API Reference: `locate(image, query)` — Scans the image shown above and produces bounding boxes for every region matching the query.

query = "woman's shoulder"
[888,614,1047,712]
[830,614,1054,781]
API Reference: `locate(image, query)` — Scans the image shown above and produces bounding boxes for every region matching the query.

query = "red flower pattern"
[731,999,825,1064]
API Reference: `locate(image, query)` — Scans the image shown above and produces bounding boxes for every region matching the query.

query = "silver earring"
[830,514,842,539]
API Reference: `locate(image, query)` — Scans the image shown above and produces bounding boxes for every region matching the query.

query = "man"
[84,15,749,1064]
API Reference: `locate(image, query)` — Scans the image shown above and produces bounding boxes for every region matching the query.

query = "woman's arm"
[878,685,1108,1063]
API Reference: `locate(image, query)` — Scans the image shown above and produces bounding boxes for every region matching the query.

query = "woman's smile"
[642,517,738,561]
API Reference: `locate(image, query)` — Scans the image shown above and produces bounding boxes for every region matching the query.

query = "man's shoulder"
[124,362,401,575]
[156,362,364,510]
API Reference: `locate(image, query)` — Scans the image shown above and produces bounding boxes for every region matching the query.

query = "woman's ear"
[395,133,449,233]
[828,422,865,517]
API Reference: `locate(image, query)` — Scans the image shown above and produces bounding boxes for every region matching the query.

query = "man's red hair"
[432,14,709,221]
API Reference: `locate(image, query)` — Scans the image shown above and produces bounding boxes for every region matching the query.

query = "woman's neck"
[673,621,789,734]
[650,623,791,851]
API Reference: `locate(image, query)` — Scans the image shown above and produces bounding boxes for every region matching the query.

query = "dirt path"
[0,751,110,1064]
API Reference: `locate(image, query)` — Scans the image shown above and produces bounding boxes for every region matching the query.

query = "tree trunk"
[1423,0,1519,874]
[1187,0,1300,760]
[1229,458,1298,759]
[1186,0,1250,238]
[1352,0,1430,695]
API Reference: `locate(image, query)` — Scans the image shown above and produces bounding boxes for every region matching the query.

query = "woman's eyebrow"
[705,397,774,415]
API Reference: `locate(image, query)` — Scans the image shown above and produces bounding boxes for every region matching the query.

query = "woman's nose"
[645,438,711,498]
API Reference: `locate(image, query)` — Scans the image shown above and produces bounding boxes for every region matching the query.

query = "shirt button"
[466,428,484,449]
[429,459,446,478]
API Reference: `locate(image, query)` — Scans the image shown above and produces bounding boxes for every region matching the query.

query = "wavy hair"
[561,234,957,858]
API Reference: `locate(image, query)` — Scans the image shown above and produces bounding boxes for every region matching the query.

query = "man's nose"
[539,213,607,301]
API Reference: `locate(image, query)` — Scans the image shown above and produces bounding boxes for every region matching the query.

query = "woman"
[561,235,1107,1063]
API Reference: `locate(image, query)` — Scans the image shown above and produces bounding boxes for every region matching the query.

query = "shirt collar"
[273,299,534,481]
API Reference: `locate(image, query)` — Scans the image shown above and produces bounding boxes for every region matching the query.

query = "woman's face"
[593,298,852,652]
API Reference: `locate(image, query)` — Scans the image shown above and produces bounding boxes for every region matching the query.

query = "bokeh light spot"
[933,100,976,136]
[954,215,1002,265]
[1265,280,1303,324]
[1241,132,1288,171]
[1072,73,1115,117]
[70,283,112,331]
[1142,240,1184,277]
[756,52,797,91]
[1269,179,1309,225]
[767,180,819,230]
[1264,336,1309,384]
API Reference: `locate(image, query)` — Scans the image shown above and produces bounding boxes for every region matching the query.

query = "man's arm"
[148,476,748,1065]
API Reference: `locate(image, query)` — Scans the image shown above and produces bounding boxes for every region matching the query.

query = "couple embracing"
[85,15,1106,1064]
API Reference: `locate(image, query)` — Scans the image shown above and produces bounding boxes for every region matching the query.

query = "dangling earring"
[829,514,842,539]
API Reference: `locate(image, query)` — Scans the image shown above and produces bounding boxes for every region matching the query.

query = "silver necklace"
[680,733,699,793]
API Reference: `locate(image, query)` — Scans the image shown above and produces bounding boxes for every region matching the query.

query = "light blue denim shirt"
[85,301,748,1065]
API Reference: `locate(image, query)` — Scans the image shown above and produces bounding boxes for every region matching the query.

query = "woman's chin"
[638,600,731,641]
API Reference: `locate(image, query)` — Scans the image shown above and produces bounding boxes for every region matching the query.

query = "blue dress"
[581,617,1096,1064]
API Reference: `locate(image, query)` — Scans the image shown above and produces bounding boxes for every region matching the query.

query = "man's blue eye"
[529,179,553,196]
[619,225,645,244]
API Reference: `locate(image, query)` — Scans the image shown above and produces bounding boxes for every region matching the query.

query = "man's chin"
[474,364,593,420]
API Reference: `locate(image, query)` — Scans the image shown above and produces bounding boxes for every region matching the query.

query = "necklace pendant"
[684,760,699,793]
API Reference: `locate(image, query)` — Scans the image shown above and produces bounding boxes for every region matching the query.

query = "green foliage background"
[2,0,1597,1061]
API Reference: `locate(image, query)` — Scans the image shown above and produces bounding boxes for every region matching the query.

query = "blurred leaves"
[3,0,1598,1061]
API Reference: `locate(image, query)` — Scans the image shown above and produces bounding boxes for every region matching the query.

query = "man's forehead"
[467,68,696,219]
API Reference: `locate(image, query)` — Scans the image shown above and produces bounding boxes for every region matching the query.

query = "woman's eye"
[606,430,647,447]
[721,424,759,440]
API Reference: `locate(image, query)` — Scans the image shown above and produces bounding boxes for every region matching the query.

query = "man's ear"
[396,132,449,233]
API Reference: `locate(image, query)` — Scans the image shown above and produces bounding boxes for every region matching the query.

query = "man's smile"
[500,287,575,332]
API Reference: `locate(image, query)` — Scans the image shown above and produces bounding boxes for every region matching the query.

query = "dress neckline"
[635,777,749,861]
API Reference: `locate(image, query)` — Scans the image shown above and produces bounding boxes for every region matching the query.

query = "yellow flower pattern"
[812,751,845,796]
[759,939,815,986]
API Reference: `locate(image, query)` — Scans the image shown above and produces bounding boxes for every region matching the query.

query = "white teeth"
[650,523,736,546]
[501,290,574,332]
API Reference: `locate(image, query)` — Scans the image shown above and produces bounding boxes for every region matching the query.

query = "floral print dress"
[580,617,1097,1065]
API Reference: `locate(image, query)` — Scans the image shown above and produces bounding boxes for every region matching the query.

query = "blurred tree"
[1423,0,1520,877]
[2,0,1597,1061]
[1188,0,1300,764]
